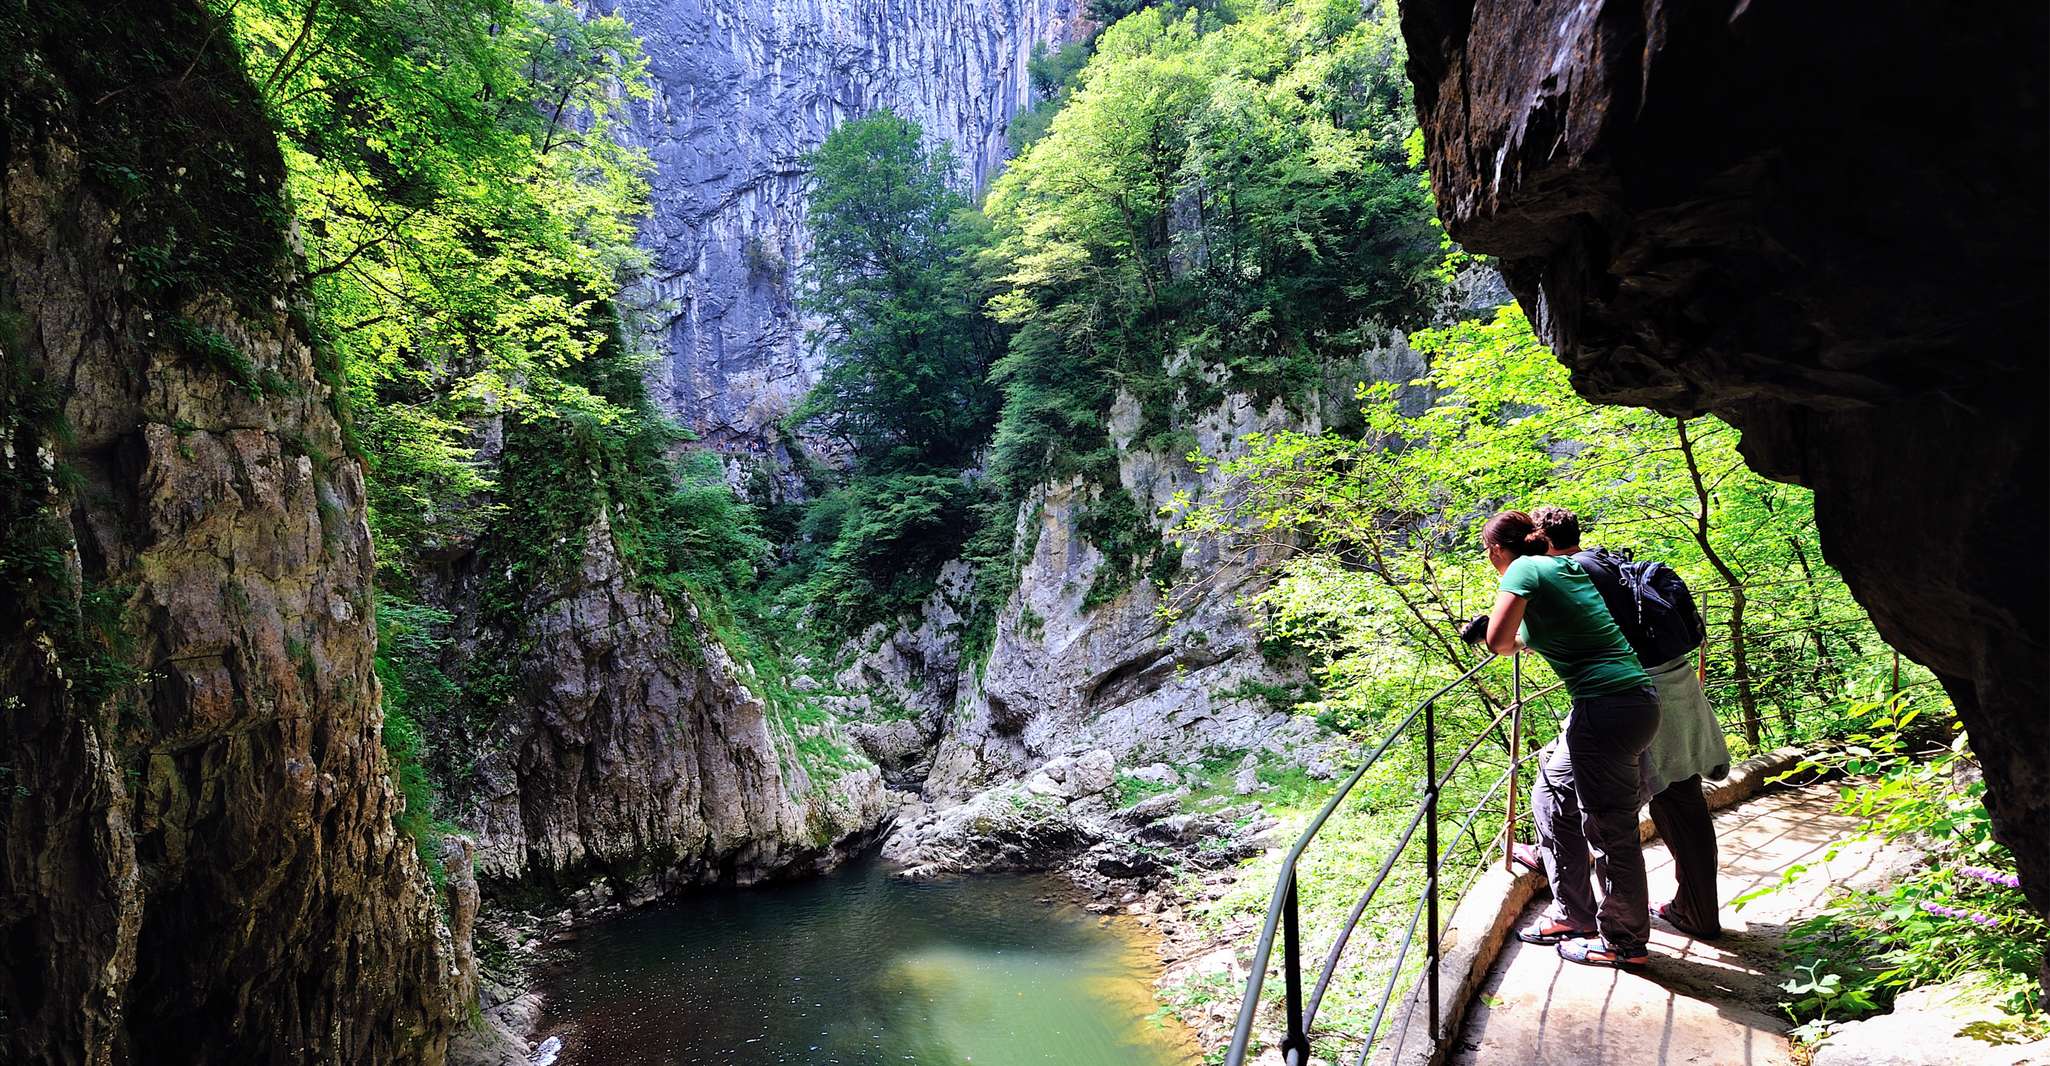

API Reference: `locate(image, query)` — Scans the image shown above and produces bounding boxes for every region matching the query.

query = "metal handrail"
[1221,653,1559,1066]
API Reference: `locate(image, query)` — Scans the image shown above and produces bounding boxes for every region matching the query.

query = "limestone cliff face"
[922,393,1335,798]
[434,513,886,896]
[596,0,1081,449]
[0,5,462,1061]
[837,327,1449,812]
[1397,0,2050,906]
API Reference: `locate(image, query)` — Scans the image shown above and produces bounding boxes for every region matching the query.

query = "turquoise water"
[533,857,1197,1065]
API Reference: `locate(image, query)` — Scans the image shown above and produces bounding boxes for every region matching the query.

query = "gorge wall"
[587,2,1479,864]
[1397,0,2050,906]
[425,0,1093,894]
[0,5,463,1061]
[427,508,886,898]
[597,0,1083,451]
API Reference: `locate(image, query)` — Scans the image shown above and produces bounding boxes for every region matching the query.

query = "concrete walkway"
[1448,784,1917,1066]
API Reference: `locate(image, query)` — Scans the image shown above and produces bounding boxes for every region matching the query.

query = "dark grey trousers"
[1533,685,1662,954]
[1648,775,1721,934]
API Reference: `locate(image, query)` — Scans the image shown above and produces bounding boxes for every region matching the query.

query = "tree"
[981,0,1440,492]
[793,110,999,470]
[1172,304,1896,750]
[229,0,654,574]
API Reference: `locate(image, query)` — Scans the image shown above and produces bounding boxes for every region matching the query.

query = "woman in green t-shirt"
[1478,510,1662,970]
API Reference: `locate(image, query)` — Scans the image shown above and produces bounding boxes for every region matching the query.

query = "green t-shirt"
[1499,555,1648,698]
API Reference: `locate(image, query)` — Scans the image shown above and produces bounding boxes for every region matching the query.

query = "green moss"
[1112,771,1178,807]
[1077,484,1175,611]
[167,316,290,399]
[374,596,462,888]
[1219,677,1319,714]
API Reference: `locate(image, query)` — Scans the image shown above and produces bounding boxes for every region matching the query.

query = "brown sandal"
[1558,936,1649,972]
[1655,901,1722,940]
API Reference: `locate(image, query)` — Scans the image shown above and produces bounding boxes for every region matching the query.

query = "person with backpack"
[1465,510,1662,971]
[1529,506,1730,940]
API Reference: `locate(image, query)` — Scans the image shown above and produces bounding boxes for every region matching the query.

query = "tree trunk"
[1675,419,1761,744]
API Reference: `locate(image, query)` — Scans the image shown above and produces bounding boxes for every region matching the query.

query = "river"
[531,855,1199,1065]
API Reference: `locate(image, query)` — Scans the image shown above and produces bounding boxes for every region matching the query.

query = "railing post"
[1505,653,1522,873]
[1280,872,1310,1066]
[1425,694,1440,1047]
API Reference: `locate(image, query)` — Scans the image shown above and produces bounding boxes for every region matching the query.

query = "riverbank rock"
[435,517,889,896]
[883,786,1101,873]
[1025,749,1118,802]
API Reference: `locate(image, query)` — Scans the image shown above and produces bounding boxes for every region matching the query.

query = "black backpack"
[1573,548,1707,669]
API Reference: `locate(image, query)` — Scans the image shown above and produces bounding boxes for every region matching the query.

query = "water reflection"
[535,855,1196,1064]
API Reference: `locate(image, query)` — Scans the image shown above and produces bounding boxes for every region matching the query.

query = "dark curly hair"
[1531,506,1581,548]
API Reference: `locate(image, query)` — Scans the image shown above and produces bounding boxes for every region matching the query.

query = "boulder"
[1117,793,1185,826]
[881,786,1101,874]
[1130,762,1181,788]
[1233,753,1262,796]
[1087,842,1164,881]
[1024,749,1118,801]
[1813,979,2050,1066]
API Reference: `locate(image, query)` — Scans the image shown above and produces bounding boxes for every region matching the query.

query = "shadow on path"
[1447,785,1919,1066]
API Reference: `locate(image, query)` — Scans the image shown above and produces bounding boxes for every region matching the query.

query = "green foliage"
[788,472,987,632]
[1220,677,1319,713]
[1161,716,1555,1063]
[227,0,654,576]
[374,596,460,885]
[1008,40,1093,152]
[1112,770,1180,807]
[1154,296,1925,1057]
[1172,303,1909,752]
[983,0,1440,491]
[780,3,1443,647]
[1077,484,1177,610]
[2,2,292,317]
[1760,698,2045,1041]
[774,111,1011,639]
[794,110,1000,469]
[214,2,785,869]
[168,317,290,399]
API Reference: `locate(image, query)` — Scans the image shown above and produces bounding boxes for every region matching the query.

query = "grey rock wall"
[0,6,464,1060]
[596,0,1081,450]
[433,510,886,895]
[417,0,1079,909]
